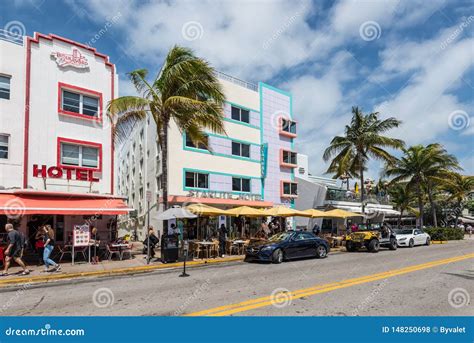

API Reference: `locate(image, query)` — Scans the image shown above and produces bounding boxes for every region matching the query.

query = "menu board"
[73,224,90,247]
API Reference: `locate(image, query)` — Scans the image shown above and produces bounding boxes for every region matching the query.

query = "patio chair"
[58,245,73,262]
[210,240,219,258]
[120,244,133,260]
[106,244,121,261]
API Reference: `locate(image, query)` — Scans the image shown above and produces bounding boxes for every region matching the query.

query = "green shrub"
[424,227,465,241]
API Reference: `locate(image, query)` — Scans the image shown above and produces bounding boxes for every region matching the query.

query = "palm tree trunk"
[427,182,437,227]
[454,199,461,227]
[159,122,169,211]
[417,182,424,229]
[360,165,365,217]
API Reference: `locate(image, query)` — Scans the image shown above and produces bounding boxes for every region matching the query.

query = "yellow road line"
[185,253,474,316]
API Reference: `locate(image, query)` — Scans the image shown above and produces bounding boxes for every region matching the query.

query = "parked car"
[394,228,431,247]
[244,231,330,264]
[345,223,398,253]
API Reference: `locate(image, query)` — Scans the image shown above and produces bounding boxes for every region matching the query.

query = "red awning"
[0,191,133,215]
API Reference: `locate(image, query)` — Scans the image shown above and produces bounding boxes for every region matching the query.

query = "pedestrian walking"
[312,223,321,236]
[143,226,159,259]
[218,224,228,257]
[1,224,29,276]
[34,226,45,266]
[42,225,61,272]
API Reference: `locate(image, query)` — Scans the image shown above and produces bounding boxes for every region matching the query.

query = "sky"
[2,0,473,182]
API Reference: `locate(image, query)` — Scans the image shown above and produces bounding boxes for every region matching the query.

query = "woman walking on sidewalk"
[42,225,61,272]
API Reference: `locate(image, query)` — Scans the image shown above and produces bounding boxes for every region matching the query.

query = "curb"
[432,241,448,244]
[0,256,244,287]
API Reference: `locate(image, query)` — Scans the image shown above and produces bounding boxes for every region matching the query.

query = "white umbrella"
[157,207,198,220]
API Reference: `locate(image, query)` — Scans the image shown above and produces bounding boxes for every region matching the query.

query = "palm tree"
[388,183,419,228]
[108,46,226,211]
[385,144,460,228]
[442,173,474,226]
[325,156,361,191]
[323,106,404,214]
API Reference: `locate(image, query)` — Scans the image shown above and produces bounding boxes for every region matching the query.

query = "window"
[282,182,297,196]
[60,143,99,168]
[61,89,99,117]
[232,177,250,192]
[231,106,250,123]
[185,171,209,189]
[232,141,250,158]
[185,134,208,150]
[281,118,297,134]
[282,150,297,165]
[0,135,9,159]
[0,75,11,100]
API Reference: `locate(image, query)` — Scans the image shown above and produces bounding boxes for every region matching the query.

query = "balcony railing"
[216,71,258,92]
[325,189,391,205]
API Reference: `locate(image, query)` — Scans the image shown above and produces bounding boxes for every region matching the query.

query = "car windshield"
[395,229,413,235]
[268,233,291,242]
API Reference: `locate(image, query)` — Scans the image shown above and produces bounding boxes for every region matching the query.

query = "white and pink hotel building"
[0,31,130,242]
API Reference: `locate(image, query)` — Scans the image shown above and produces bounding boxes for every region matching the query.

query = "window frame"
[184,133,209,150]
[232,177,251,193]
[185,171,209,189]
[231,141,251,158]
[0,75,11,100]
[279,117,297,138]
[281,149,298,167]
[230,105,250,124]
[0,134,9,159]
[58,82,103,122]
[57,137,102,171]
[281,180,298,198]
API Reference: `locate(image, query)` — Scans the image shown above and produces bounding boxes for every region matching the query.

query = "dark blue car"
[244,231,330,264]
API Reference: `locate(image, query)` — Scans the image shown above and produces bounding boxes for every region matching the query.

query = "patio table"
[195,241,214,259]
[111,243,131,260]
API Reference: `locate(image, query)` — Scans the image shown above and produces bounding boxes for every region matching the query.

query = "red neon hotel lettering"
[47,166,63,178]
[88,170,100,182]
[33,164,47,178]
[76,169,88,181]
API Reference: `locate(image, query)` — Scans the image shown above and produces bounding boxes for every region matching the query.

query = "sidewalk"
[0,247,244,288]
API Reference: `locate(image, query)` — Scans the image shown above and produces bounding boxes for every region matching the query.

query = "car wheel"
[272,249,283,264]
[346,241,356,252]
[409,239,414,248]
[425,237,431,246]
[389,238,398,250]
[315,245,328,258]
[368,239,380,253]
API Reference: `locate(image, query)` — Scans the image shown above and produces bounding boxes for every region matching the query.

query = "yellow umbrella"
[225,206,266,217]
[263,206,312,217]
[323,208,363,219]
[185,203,227,216]
[301,208,327,218]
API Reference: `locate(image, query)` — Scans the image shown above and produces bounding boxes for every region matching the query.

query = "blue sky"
[2,0,473,180]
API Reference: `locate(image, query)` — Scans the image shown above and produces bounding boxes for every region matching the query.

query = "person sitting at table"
[90,226,100,264]
[143,226,160,259]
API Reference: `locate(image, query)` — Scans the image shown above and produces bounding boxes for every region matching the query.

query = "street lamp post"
[180,240,190,277]
[146,190,152,264]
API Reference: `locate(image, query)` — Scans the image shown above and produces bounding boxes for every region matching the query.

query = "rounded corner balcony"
[278,117,297,138]
[280,180,298,199]
[280,149,298,169]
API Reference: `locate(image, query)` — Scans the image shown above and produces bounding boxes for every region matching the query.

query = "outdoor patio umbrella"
[263,205,312,217]
[224,206,266,217]
[156,207,198,220]
[301,208,327,218]
[323,208,363,219]
[185,203,227,216]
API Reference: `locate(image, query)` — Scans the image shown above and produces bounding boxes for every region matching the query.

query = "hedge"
[424,227,465,241]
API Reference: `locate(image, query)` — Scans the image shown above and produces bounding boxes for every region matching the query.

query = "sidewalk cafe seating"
[120,243,133,260]
[210,239,219,258]
[105,244,121,260]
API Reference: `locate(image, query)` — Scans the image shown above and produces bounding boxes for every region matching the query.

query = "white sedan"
[395,228,431,247]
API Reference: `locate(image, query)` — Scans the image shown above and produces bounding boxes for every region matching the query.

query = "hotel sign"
[33,164,99,182]
[51,49,89,69]
[186,190,262,201]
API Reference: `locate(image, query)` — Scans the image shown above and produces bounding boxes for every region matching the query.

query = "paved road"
[1,240,472,316]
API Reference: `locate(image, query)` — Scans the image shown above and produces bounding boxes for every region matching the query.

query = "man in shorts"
[1,224,29,276]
